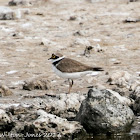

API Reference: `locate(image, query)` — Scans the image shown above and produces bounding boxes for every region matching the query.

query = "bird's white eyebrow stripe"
[52,56,65,63]
[52,56,65,65]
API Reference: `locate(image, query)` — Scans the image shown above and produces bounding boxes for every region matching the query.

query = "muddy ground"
[0,0,140,122]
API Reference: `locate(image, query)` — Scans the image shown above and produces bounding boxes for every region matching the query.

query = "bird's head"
[48,53,64,62]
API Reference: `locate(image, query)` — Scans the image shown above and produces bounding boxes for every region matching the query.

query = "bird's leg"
[68,79,71,94]
[68,79,74,94]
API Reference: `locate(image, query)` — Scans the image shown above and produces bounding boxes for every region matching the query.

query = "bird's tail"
[92,67,104,71]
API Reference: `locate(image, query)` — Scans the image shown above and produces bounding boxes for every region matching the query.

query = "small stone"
[93,44,103,52]
[107,71,131,88]
[0,6,15,20]
[0,85,13,97]
[8,0,27,6]
[83,46,93,56]
[124,17,140,23]
[23,77,51,91]
[129,0,139,2]
[132,97,140,116]
[0,109,14,131]
[69,16,77,21]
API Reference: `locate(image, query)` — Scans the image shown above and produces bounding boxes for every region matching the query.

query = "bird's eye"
[52,54,56,59]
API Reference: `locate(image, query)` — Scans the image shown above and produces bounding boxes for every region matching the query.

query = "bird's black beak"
[48,56,52,60]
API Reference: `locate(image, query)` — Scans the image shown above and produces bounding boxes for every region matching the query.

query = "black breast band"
[52,59,63,66]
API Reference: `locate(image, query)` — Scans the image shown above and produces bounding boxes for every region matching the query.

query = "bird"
[48,53,103,94]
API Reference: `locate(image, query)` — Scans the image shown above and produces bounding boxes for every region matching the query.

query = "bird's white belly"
[52,65,92,79]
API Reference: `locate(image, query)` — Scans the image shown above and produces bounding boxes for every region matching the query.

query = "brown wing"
[56,58,92,73]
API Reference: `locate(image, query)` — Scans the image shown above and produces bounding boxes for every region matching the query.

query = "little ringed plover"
[49,53,103,94]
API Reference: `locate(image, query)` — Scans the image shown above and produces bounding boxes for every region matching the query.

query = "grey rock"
[8,0,27,6]
[106,89,134,106]
[107,71,131,88]
[93,44,103,52]
[124,17,140,23]
[23,93,86,120]
[8,0,49,6]
[22,110,86,140]
[69,15,77,21]
[23,77,51,91]
[107,71,140,115]
[132,97,140,116]
[0,6,26,20]
[1,100,86,139]
[83,44,103,56]
[129,0,140,2]
[129,82,140,116]
[45,93,86,120]
[0,109,14,131]
[130,81,140,94]
[75,88,134,134]
[0,84,13,97]
[0,6,15,20]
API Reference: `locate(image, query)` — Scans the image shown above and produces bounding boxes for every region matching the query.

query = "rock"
[45,93,86,120]
[106,89,134,106]
[131,97,140,116]
[0,6,28,20]
[73,30,88,36]
[108,71,140,116]
[23,93,86,120]
[41,38,56,47]
[0,85,13,97]
[107,71,131,88]
[7,105,28,115]
[129,81,140,116]
[129,81,140,93]
[83,46,93,56]
[21,92,85,120]
[93,44,103,52]
[124,17,140,23]
[83,44,103,56]
[75,88,134,134]
[23,77,51,91]
[129,0,140,2]
[8,0,27,6]
[22,110,86,139]
[69,15,77,21]
[0,6,15,20]
[8,0,49,6]
[0,109,14,131]
[0,97,86,139]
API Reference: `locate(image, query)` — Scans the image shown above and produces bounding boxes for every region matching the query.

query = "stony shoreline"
[0,0,140,139]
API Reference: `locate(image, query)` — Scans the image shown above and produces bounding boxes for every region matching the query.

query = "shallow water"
[84,133,140,140]
[81,117,140,140]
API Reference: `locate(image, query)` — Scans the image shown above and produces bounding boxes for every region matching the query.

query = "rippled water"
[84,133,140,140]
[81,117,140,140]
